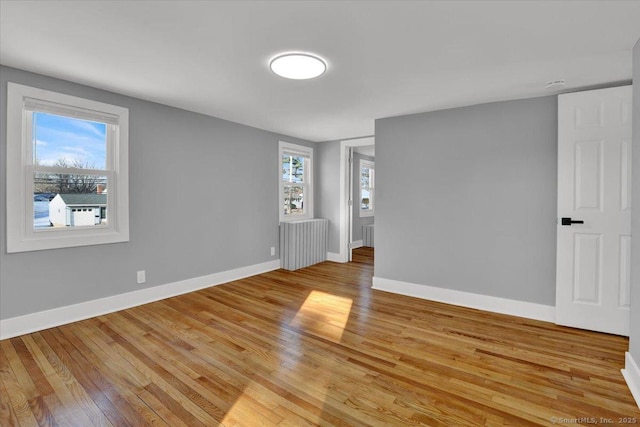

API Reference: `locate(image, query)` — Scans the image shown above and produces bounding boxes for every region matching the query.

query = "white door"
[556,85,632,336]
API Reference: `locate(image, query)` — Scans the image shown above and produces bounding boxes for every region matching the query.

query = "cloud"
[69,120,106,139]
[34,113,107,169]
[35,130,106,167]
[38,154,84,167]
[60,145,92,156]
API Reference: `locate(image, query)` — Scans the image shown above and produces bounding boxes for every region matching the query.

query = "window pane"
[282,155,305,183]
[283,185,305,216]
[33,112,107,170]
[361,167,370,188]
[361,189,371,210]
[34,172,108,229]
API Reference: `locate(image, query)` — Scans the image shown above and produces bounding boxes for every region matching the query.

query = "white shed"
[49,194,107,227]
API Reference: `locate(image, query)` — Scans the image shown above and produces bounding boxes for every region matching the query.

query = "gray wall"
[316,139,341,254]
[375,96,557,305]
[0,66,315,320]
[630,39,640,361]
[352,151,375,242]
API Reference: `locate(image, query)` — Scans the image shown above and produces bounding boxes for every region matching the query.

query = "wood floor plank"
[64,323,168,426]
[0,371,21,427]
[40,328,133,427]
[0,344,39,427]
[30,332,112,427]
[2,247,639,426]
[95,318,222,426]
[20,334,96,427]
[8,337,54,398]
[1,340,39,403]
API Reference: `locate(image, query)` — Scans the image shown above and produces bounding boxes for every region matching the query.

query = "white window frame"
[359,159,375,217]
[6,82,129,252]
[279,141,313,222]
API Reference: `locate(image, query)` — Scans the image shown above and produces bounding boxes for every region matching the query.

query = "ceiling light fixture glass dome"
[269,52,327,80]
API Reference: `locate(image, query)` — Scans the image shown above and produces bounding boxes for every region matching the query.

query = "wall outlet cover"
[137,270,146,284]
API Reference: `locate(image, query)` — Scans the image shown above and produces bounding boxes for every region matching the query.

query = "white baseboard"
[622,352,640,409]
[351,240,363,249]
[0,259,280,340]
[327,252,345,262]
[372,276,555,323]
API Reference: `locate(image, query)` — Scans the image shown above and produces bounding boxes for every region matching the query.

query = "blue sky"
[33,112,106,169]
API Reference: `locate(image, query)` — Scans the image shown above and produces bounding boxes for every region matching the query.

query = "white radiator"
[280,219,329,271]
[363,224,375,247]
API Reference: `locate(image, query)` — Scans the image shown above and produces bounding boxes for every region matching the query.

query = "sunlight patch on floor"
[219,380,283,426]
[290,290,353,343]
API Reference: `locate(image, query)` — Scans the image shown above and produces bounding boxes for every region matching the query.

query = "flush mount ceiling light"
[269,52,327,80]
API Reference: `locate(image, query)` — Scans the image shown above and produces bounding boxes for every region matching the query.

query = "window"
[6,83,129,252]
[360,159,375,217]
[279,141,313,222]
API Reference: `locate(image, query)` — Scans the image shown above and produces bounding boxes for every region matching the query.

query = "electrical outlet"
[137,270,146,284]
[270,247,276,256]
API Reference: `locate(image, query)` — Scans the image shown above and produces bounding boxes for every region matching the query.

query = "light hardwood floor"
[1,247,639,426]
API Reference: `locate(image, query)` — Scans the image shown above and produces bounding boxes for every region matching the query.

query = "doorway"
[338,137,374,263]
[350,145,375,260]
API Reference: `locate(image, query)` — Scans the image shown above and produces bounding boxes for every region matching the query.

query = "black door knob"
[561,217,584,226]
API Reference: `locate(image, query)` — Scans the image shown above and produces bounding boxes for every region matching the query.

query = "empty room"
[2,1,640,426]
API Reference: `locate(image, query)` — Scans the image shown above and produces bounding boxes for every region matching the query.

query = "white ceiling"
[1,1,640,142]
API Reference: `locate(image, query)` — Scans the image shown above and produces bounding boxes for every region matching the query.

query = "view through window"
[360,159,375,216]
[32,112,109,229]
[279,141,313,221]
